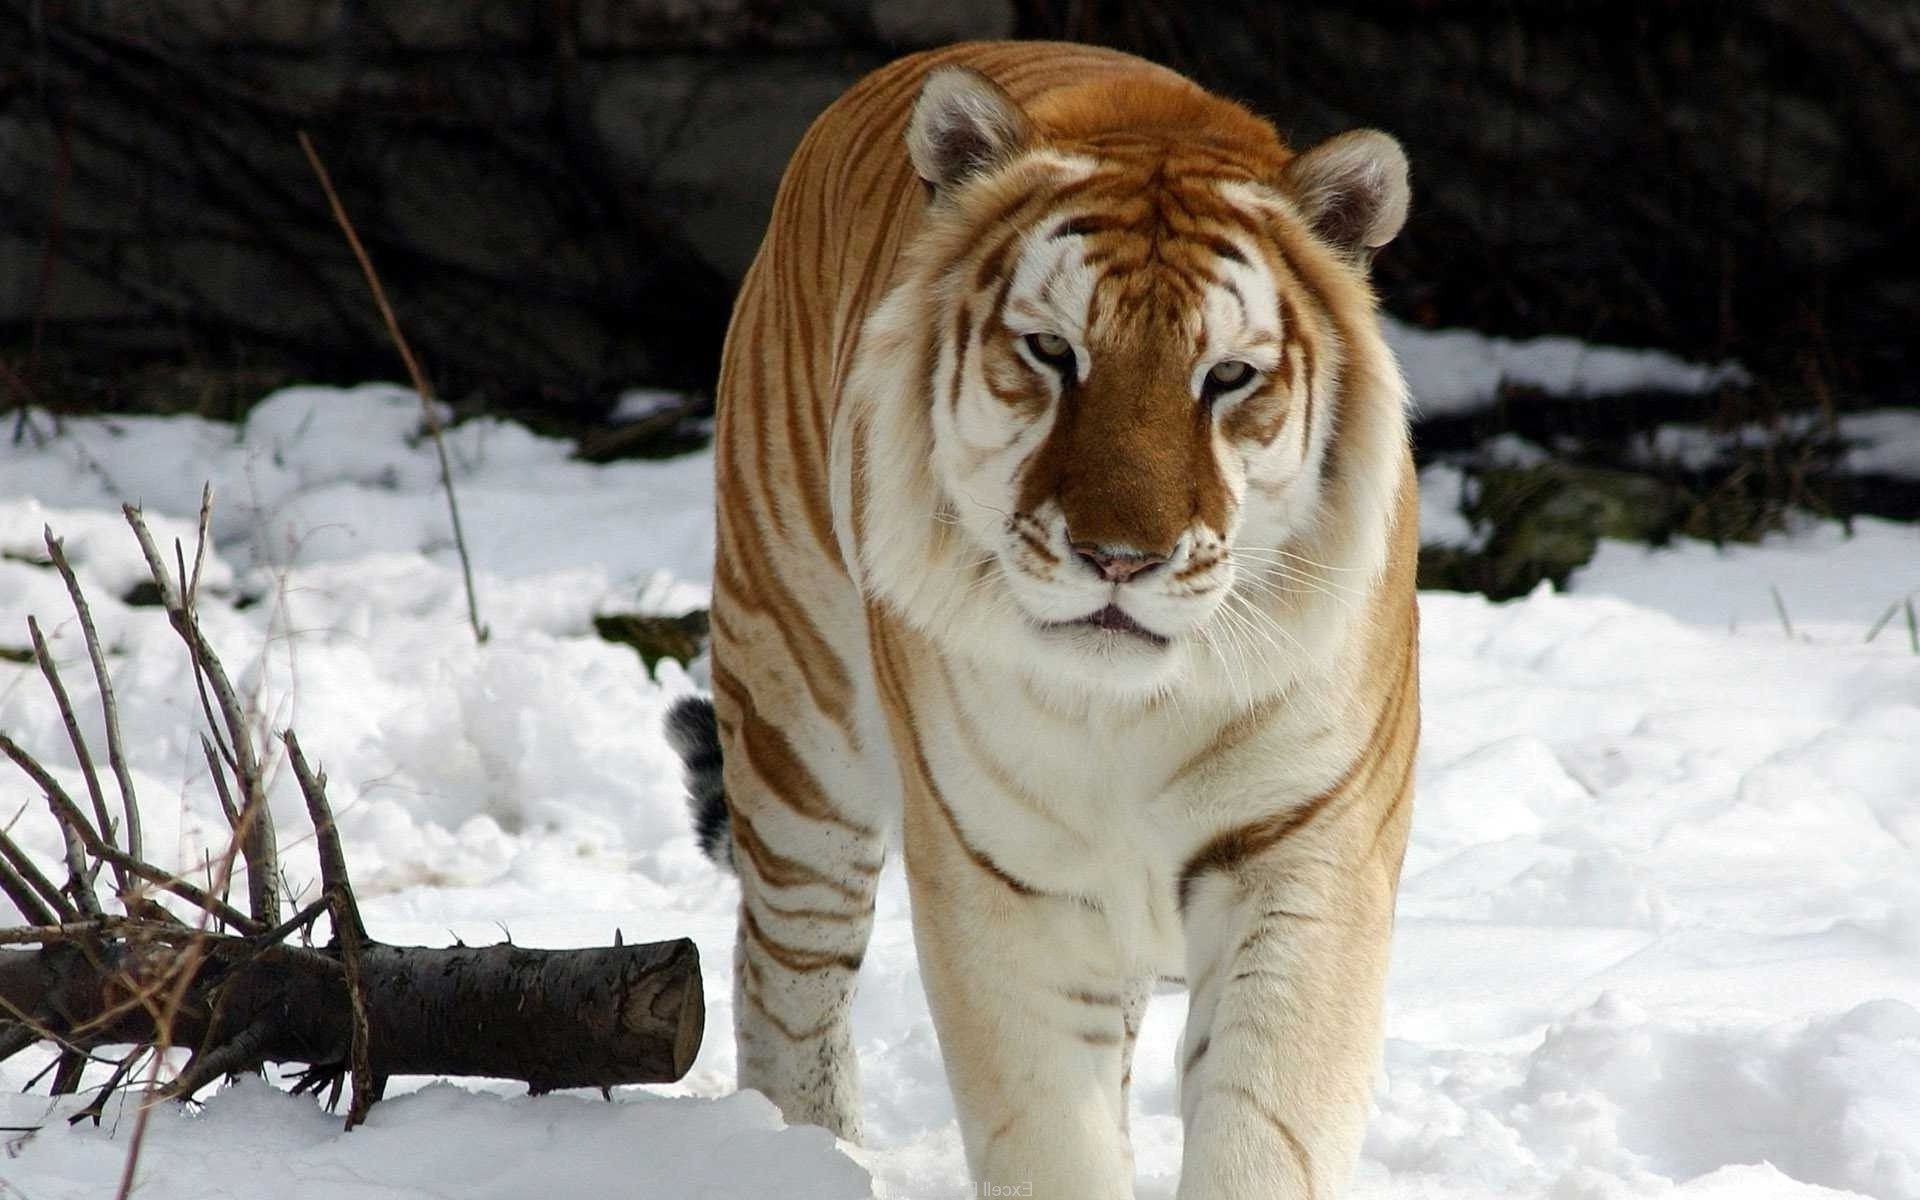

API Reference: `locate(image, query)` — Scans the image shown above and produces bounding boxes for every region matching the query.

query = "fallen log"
[0,933,703,1096]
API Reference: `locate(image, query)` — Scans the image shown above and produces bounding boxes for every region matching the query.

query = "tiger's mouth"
[1052,604,1172,649]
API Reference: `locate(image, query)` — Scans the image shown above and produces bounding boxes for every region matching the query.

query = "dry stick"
[281,735,363,943]
[157,1018,272,1104]
[253,896,331,948]
[0,835,65,926]
[0,917,280,952]
[26,615,123,899]
[283,730,377,1128]
[0,916,248,949]
[43,529,143,873]
[297,129,489,645]
[200,735,241,834]
[50,1049,87,1095]
[0,738,260,934]
[2,686,104,920]
[0,919,114,946]
[187,485,211,607]
[70,1048,147,1126]
[124,499,281,927]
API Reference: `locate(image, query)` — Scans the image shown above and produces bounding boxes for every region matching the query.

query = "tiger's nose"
[1070,542,1167,583]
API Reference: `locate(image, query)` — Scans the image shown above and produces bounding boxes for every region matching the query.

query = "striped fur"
[679,41,1419,1198]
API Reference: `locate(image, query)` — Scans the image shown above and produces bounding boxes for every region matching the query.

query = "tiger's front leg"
[716,663,891,1143]
[729,800,884,1143]
[1173,836,1406,1199]
[902,784,1141,1199]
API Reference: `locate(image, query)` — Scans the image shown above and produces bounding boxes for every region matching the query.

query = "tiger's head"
[843,66,1413,703]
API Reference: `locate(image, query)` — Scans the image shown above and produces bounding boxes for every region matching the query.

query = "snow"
[0,1078,869,1200]
[1839,411,1920,480]
[1633,409,1920,480]
[1576,514,1920,632]
[1416,462,1481,549]
[610,387,700,425]
[2,385,1917,1199]
[1383,318,1749,417]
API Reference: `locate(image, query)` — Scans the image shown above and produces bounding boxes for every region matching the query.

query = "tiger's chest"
[895,652,1342,974]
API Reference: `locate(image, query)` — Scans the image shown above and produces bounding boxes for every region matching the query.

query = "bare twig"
[253,896,330,948]
[200,734,240,833]
[297,129,489,645]
[123,498,281,926]
[26,614,123,898]
[283,731,377,1126]
[0,739,259,933]
[43,528,143,872]
[69,1048,147,1126]
[92,846,259,935]
[0,831,65,926]
[282,734,362,943]
[188,486,212,607]
[157,1018,272,1104]
[1,702,103,919]
[0,919,111,946]
[0,916,210,949]
[50,1048,87,1095]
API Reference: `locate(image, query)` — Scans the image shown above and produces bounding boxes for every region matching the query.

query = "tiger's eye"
[1208,360,1254,389]
[1029,333,1072,359]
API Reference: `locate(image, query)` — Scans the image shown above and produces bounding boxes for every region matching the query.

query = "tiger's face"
[931,202,1327,690]
[850,67,1409,700]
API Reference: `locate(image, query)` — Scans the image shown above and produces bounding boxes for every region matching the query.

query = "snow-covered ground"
[1,385,1916,1199]
[1634,409,1920,482]
[1383,319,1748,417]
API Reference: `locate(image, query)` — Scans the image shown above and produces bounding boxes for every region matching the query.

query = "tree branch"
[43,526,143,870]
[123,496,281,926]
[26,613,121,899]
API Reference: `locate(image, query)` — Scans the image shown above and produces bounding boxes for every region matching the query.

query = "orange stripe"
[1177,628,1416,910]
[730,809,877,903]
[710,662,873,837]
[740,903,863,974]
[869,618,1049,899]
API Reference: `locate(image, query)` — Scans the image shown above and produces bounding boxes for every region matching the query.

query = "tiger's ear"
[1280,130,1410,259]
[906,67,1032,194]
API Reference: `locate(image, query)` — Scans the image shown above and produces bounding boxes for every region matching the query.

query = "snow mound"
[1372,996,1920,1200]
[0,1079,871,1200]
[1384,318,1748,417]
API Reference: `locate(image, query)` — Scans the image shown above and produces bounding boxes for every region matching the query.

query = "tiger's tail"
[665,695,733,870]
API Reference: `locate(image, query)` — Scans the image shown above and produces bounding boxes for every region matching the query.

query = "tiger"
[666,39,1419,1200]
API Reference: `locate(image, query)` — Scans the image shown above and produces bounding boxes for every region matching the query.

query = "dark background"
[2,0,1914,440]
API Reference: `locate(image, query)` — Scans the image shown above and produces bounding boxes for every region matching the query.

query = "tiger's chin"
[1046,604,1172,649]
[992,603,1193,698]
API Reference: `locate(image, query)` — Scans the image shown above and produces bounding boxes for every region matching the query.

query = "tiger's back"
[684,40,1419,1200]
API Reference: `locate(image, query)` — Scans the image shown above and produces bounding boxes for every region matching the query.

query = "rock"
[594,611,710,680]
[1422,464,1695,599]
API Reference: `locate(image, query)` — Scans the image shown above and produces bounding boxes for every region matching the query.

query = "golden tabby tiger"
[667,40,1418,1199]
